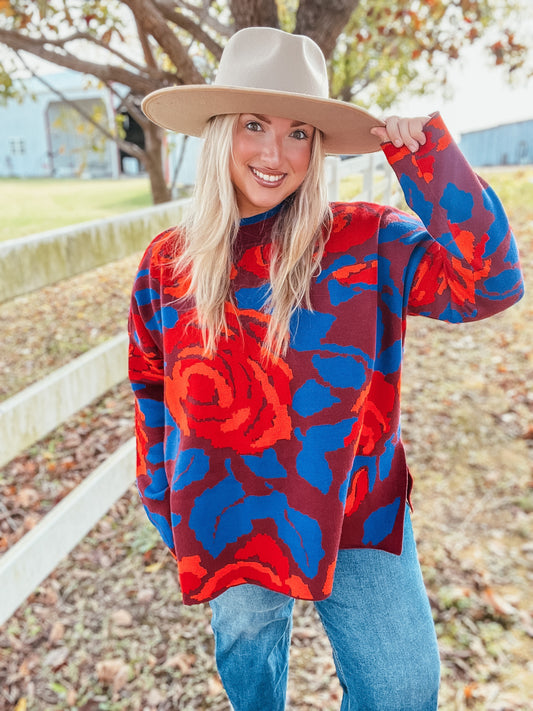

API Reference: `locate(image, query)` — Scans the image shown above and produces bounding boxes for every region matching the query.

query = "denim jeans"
[209,514,440,710]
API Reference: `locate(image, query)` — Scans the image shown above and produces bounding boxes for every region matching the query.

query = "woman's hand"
[371,116,431,152]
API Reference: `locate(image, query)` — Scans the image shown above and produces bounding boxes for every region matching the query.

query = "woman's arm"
[128,245,175,554]
[377,113,524,321]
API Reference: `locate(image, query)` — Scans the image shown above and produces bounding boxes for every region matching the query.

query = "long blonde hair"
[171,113,332,357]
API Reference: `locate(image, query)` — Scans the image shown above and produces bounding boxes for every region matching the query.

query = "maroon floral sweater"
[128,115,524,604]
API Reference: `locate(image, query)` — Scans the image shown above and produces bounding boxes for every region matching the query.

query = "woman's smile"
[250,167,286,185]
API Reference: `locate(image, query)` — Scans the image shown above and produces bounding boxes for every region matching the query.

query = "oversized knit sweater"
[128,115,524,605]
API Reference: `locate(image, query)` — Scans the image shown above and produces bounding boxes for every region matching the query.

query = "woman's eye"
[245,121,262,132]
[291,129,309,140]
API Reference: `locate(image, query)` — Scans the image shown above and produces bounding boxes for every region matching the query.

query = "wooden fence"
[0,154,399,625]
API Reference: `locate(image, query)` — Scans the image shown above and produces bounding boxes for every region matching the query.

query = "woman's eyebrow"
[246,114,311,128]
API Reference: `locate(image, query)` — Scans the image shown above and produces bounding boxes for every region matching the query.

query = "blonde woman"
[129,27,524,711]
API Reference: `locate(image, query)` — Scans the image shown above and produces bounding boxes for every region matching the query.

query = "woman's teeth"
[252,168,284,183]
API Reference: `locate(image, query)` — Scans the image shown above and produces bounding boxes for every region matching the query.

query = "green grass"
[3,166,531,242]
[477,166,533,217]
[0,177,152,241]
[339,174,363,201]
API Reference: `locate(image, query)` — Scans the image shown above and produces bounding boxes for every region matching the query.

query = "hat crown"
[141,26,383,155]
[215,27,329,99]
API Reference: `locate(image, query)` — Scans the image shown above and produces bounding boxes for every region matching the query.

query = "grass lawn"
[0,177,153,241]
[1,172,370,240]
[2,166,532,242]
[477,165,533,222]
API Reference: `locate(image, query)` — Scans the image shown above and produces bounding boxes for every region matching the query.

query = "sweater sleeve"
[128,237,175,555]
[382,113,524,322]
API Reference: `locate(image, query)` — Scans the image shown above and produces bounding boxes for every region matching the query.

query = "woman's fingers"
[371,115,430,152]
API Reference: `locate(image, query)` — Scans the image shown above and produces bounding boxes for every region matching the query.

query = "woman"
[129,27,524,711]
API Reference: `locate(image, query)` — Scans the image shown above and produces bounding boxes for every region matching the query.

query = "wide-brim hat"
[142,27,384,155]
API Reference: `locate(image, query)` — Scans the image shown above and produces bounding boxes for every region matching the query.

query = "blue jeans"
[209,514,440,710]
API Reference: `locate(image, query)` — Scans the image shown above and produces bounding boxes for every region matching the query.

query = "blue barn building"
[458,118,533,167]
[0,71,119,179]
[0,69,200,187]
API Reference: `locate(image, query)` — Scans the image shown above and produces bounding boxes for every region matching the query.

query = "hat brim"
[142,85,385,155]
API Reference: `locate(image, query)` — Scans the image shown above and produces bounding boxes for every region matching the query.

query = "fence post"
[362,154,375,201]
[325,155,340,201]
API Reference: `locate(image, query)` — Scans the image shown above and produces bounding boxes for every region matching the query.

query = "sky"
[390,43,533,140]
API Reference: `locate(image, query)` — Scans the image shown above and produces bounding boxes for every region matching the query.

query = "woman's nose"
[261,135,283,166]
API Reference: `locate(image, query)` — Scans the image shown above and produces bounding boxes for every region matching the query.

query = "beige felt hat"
[141,26,384,155]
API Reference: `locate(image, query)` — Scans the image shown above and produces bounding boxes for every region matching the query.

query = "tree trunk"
[229,0,279,32]
[142,123,171,204]
[295,0,361,59]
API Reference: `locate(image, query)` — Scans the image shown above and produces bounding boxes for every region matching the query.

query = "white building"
[0,69,200,186]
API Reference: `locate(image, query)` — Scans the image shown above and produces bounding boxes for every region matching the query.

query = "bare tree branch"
[105,81,148,128]
[122,0,205,84]
[165,0,232,38]
[38,30,150,75]
[134,14,159,70]
[0,27,160,95]
[154,2,224,60]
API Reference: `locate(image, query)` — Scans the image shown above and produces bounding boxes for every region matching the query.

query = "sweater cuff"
[380,112,455,181]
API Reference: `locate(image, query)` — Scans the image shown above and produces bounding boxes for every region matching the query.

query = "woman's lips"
[251,167,286,186]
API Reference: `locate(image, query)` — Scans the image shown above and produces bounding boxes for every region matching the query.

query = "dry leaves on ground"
[0,202,532,711]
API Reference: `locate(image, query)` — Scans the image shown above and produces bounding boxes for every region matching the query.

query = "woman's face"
[230,113,314,218]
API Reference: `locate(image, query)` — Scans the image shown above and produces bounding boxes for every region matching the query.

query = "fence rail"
[0,199,189,304]
[1,439,135,626]
[0,154,392,626]
[0,334,128,470]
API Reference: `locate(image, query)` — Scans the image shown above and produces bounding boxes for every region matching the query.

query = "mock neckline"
[239,202,284,226]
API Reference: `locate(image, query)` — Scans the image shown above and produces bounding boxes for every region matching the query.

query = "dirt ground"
[0,180,531,710]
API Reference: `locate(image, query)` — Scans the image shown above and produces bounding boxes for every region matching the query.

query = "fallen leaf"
[112,664,130,693]
[293,626,320,639]
[111,609,133,627]
[144,561,165,573]
[207,675,224,697]
[66,689,78,705]
[96,658,125,683]
[483,588,518,617]
[136,588,155,604]
[23,514,39,531]
[44,647,69,671]
[49,621,65,643]
[164,652,196,674]
[146,688,165,706]
[464,682,478,699]
[38,585,59,606]
[15,487,39,507]
[96,658,130,692]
